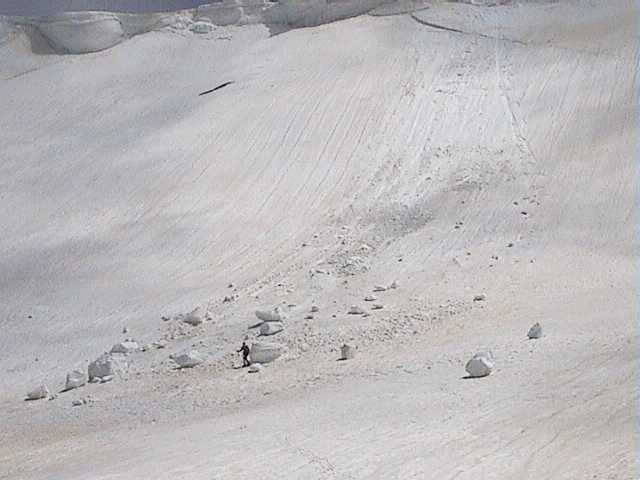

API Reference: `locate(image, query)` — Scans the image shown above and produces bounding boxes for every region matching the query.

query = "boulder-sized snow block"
[110,340,139,354]
[260,321,284,336]
[65,370,86,390]
[255,308,285,322]
[465,353,493,378]
[171,349,204,368]
[250,342,284,364]
[88,353,119,380]
[527,322,543,339]
[26,385,49,400]
[340,344,355,360]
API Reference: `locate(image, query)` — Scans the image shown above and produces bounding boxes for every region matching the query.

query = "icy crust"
[1,0,394,54]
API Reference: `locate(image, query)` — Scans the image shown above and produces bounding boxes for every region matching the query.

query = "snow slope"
[0,0,636,478]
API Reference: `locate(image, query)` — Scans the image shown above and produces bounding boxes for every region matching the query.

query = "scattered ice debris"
[72,395,97,407]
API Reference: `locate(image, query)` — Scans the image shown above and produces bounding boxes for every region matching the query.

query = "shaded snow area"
[0,0,636,479]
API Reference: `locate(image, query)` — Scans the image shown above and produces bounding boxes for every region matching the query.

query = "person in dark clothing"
[237,341,250,367]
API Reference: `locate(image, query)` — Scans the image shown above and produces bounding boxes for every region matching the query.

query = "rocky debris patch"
[162,319,203,342]
[527,322,543,339]
[110,340,139,354]
[341,256,370,276]
[340,344,356,360]
[65,370,86,391]
[250,342,284,364]
[260,321,284,336]
[473,294,486,302]
[364,295,377,302]
[465,352,494,378]
[26,385,49,401]
[348,305,365,315]
[248,363,262,373]
[255,307,286,322]
[170,349,205,369]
